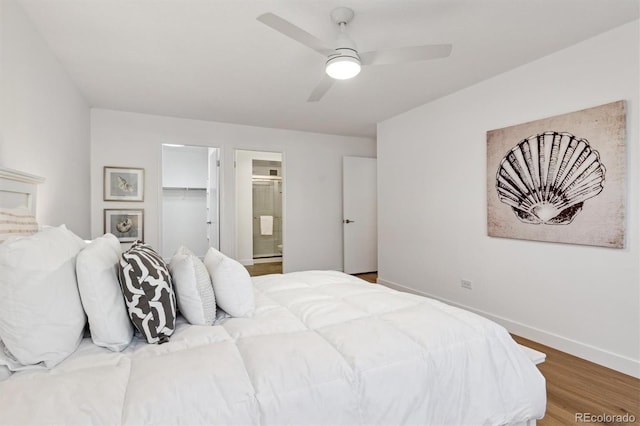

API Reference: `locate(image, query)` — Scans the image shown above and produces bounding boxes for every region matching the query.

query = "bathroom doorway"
[252,160,282,261]
[235,150,283,275]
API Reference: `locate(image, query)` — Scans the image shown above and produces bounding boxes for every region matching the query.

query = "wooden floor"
[352,272,378,283]
[511,335,639,426]
[244,263,378,283]
[246,267,640,424]
[244,261,282,276]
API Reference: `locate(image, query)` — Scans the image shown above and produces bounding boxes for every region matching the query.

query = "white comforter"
[0,271,545,425]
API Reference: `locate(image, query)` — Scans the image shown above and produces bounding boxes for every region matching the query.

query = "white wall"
[378,21,639,377]
[90,109,375,272]
[162,145,209,188]
[0,0,90,237]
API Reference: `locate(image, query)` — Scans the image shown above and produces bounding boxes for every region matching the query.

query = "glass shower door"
[252,176,282,259]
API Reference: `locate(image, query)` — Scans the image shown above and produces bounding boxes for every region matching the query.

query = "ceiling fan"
[257,7,452,102]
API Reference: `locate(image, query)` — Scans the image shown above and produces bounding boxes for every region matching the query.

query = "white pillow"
[0,225,87,369]
[203,247,255,318]
[0,365,11,382]
[76,233,133,351]
[169,246,216,325]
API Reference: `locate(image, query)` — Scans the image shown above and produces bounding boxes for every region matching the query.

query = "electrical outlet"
[461,279,472,290]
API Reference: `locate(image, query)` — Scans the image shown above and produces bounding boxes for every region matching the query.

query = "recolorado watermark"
[575,412,636,423]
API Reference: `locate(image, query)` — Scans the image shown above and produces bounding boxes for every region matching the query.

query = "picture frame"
[486,100,625,248]
[104,209,144,243]
[104,166,144,201]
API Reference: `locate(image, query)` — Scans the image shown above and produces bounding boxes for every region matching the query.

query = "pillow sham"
[0,207,38,243]
[203,247,255,318]
[118,241,176,344]
[168,246,216,325]
[76,233,133,351]
[0,225,87,369]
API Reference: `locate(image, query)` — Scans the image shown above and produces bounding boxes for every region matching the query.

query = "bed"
[0,167,546,425]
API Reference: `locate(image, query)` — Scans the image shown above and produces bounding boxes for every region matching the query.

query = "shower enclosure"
[252,160,282,260]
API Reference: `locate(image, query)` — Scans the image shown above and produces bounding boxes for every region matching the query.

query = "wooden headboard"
[0,167,45,214]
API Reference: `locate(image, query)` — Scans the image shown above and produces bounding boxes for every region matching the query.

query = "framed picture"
[104,167,144,201]
[487,100,625,248]
[104,209,144,243]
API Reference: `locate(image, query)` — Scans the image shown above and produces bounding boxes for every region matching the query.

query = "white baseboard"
[377,277,640,378]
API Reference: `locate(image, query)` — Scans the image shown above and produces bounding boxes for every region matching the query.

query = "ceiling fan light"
[326,55,361,80]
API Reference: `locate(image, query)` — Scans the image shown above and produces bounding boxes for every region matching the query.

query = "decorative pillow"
[203,247,255,318]
[0,225,87,369]
[0,208,38,243]
[76,233,133,351]
[169,246,216,325]
[118,241,176,344]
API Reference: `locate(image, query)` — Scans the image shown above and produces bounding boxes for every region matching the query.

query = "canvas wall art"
[486,100,625,248]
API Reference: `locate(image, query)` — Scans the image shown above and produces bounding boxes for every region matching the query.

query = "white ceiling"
[17,0,640,138]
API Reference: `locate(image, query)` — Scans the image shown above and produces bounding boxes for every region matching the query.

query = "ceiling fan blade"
[257,13,334,56]
[360,44,452,66]
[307,75,335,102]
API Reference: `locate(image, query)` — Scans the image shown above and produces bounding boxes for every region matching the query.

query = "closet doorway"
[235,150,283,274]
[161,144,220,259]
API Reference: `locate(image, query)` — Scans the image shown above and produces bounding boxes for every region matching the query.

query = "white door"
[343,156,377,274]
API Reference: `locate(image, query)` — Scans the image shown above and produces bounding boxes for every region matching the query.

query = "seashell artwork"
[105,209,143,243]
[495,131,605,225]
[117,176,135,193]
[487,100,625,248]
[115,217,133,233]
[104,167,144,201]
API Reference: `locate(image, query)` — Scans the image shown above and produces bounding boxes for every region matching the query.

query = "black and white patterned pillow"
[117,241,176,344]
